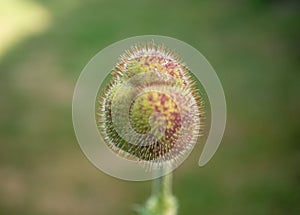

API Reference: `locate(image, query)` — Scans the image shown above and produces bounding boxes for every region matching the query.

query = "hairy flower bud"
[96,42,204,168]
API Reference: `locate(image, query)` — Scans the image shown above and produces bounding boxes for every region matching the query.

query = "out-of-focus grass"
[0,0,299,214]
[0,0,51,59]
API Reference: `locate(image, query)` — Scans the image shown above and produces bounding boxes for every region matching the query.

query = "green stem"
[152,171,173,198]
[140,171,178,215]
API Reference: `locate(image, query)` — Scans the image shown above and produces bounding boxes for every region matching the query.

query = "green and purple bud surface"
[96,42,204,169]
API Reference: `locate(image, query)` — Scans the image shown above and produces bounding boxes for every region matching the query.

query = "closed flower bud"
[96,42,204,169]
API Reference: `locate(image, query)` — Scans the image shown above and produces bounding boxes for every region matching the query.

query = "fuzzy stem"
[152,171,172,197]
[140,171,178,215]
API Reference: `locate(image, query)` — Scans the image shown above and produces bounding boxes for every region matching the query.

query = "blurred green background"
[0,0,299,214]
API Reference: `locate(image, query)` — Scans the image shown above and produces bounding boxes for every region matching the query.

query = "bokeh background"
[0,0,299,214]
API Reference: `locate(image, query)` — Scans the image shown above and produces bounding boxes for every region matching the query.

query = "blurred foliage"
[0,0,299,214]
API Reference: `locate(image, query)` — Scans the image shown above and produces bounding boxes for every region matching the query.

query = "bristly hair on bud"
[96,41,204,170]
